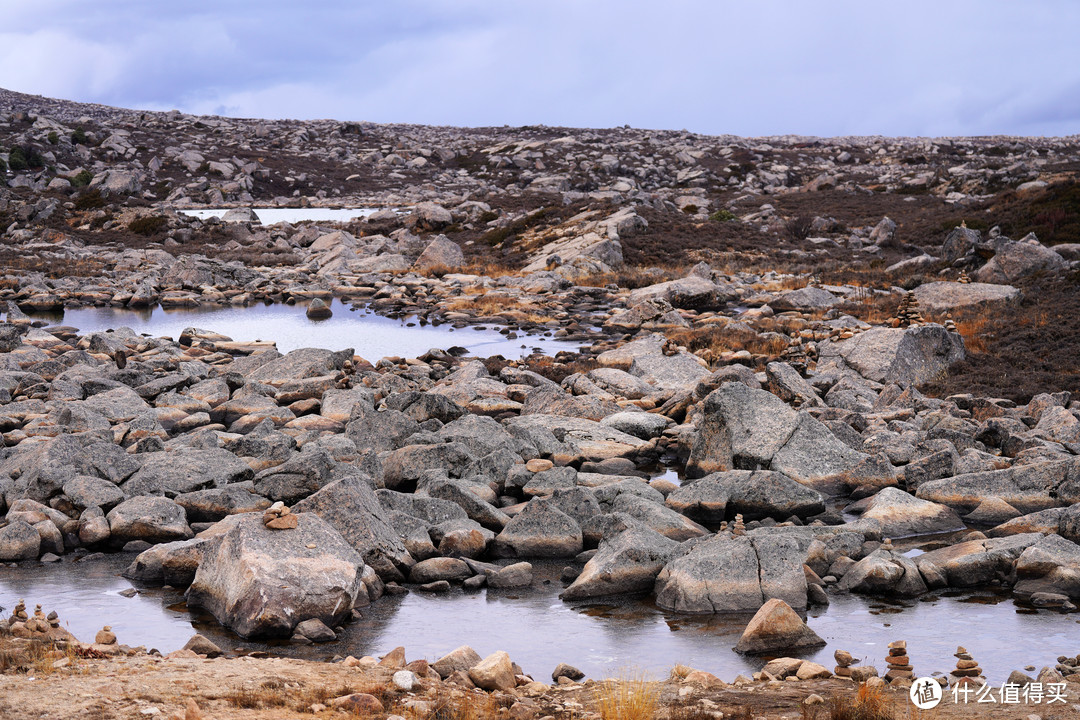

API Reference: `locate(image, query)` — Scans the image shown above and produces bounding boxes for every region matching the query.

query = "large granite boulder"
[187,513,365,638]
[860,487,964,537]
[292,472,413,581]
[561,524,681,600]
[106,496,193,544]
[493,497,583,558]
[912,281,1021,312]
[654,533,808,613]
[1014,534,1080,600]
[917,460,1077,515]
[916,533,1042,587]
[667,470,825,524]
[627,275,731,310]
[817,325,965,387]
[0,519,41,561]
[976,240,1066,284]
[122,448,253,498]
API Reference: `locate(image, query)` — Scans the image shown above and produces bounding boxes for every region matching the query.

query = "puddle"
[29,299,584,359]
[177,207,383,224]
[2,554,1077,682]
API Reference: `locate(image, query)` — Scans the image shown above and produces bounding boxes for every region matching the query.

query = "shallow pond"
[2,554,1077,683]
[177,207,382,224]
[30,299,583,359]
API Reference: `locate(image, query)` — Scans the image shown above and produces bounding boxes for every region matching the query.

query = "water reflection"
[4,554,1080,682]
[178,207,382,224]
[27,299,584,359]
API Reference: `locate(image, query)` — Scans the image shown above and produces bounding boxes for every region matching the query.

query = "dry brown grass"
[950,316,990,354]
[419,261,517,278]
[595,675,659,720]
[837,294,898,325]
[828,683,896,720]
[0,255,108,278]
[577,264,689,290]
[666,325,789,366]
[429,687,505,720]
[751,275,811,293]
[444,295,551,324]
[225,678,377,713]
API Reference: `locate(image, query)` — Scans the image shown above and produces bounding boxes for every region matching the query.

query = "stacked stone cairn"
[835,649,855,678]
[335,359,356,389]
[732,514,746,537]
[263,501,297,530]
[944,314,958,333]
[885,640,914,683]
[958,270,971,284]
[4,600,69,639]
[894,292,924,328]
[949,646,984,686]
[781,334,809,373]
[833,650,878,681]
[8,599,28,623]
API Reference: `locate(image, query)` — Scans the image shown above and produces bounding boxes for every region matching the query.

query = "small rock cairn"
[958,270,971,284]
[834,648,879,683]
[732,514,746,537]
[95,625,118,645]
[9,599,28,623]
[885,640,914,683]
[949,646,984,685]
[781,334,809,373]
[263,501,297,530]
[834,649,855,677]
[6,599,64,633]
[335,359,356,389]
[894,292,924,328]
[944,314,958,333]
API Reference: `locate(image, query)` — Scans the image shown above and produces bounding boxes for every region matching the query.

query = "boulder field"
[1,306,1078,647]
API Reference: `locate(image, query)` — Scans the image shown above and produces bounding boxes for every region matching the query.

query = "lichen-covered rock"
[186,513,365,638]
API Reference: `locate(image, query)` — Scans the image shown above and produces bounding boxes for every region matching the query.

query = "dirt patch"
[0,634,1065,720]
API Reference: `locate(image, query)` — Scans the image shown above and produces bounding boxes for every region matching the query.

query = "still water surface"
[2,554,1076,682]
[177,207,382,224]
[32,299,581,359]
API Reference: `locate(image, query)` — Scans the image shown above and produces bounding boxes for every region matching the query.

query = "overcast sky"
[2,1,1078,137]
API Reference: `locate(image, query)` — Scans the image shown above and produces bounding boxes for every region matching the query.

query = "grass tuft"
[828,683,896,720]
[595,674,658,720]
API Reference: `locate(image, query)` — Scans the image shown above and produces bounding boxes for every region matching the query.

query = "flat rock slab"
[654,532,808,613]
[506,414,653,461]
[912,281,1021,311]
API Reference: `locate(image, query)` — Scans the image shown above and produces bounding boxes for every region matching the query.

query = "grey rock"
[493,497,583,558]
[977,240,1066,284]
[860,487,964,537]
[667,470,825,524]
[123,448,253,498]
[293,471,414,581]
[561,524,681,600]
[0,519,40,561]
[106,496,192,544]
[63,475,125,512]
[734,598,825,655]
[187,513,365,638]
[174,486,272,522]
[655,533,808,613]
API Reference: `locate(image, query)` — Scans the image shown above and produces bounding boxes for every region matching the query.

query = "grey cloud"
[1,0,1078,137]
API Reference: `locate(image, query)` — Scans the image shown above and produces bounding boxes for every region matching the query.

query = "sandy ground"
[2,639,1079,720]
